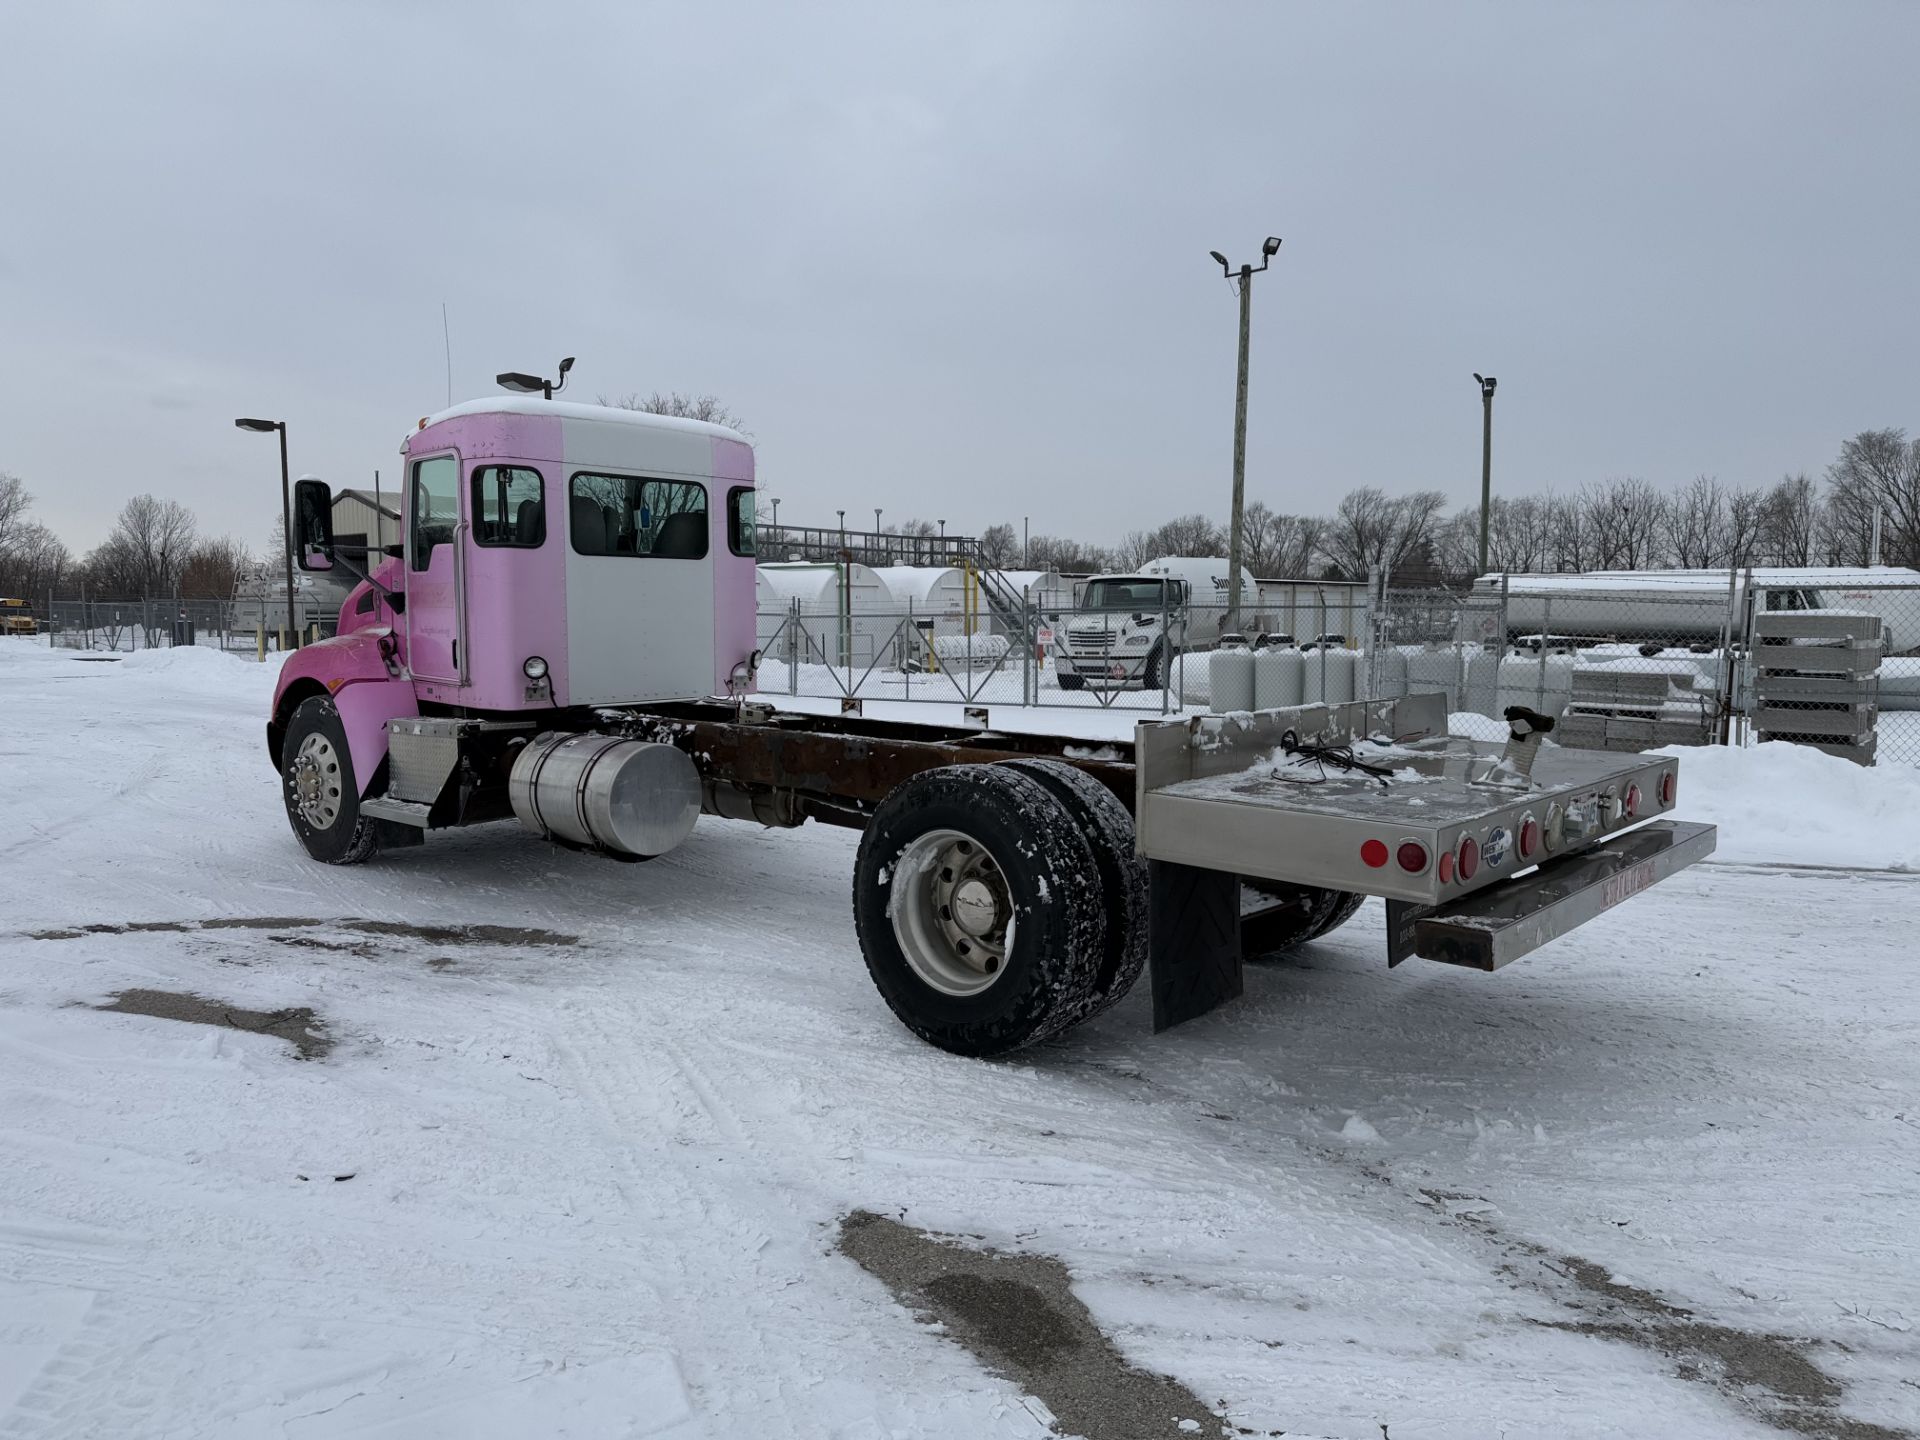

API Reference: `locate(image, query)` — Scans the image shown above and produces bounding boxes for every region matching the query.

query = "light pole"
[1474,373,1497,576]
[1209,237,1281,632]
[235,417,297,646]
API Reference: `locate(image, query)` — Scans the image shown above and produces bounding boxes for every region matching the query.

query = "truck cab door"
[405,453,466,688]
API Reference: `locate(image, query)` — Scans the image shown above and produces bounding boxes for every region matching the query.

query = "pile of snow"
[1656,740,1920,869]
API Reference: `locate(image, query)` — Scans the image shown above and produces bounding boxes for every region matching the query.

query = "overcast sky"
[3,1,1915,555]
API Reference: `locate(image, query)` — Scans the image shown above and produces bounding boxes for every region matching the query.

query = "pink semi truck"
[271,391,1715,1056]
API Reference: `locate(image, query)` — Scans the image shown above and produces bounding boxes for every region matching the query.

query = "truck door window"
[409,456,459,570]
[569,473,708,559]
[727,487,756,557]
[472,466,545,547]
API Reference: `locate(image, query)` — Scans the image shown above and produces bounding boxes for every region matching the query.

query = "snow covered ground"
[1,638,1916,1439]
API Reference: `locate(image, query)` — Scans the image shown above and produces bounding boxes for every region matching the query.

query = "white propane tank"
[1304,646,1357,705]
[1408,647,1463,711]
[1369,645,1410,702]
[1463,649,1502,719]
[1253,645,1305,710]
[1209,641,1256,713]
[1497,655,1576,720]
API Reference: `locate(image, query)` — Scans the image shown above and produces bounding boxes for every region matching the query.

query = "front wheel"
[1143,645,1166,690]
[282,696,381,865]
[1056,670,1087,691]
[854,766,1104,1056]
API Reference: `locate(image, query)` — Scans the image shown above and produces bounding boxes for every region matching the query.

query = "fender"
[267,629,419,795]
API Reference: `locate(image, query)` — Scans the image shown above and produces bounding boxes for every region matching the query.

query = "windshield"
[1081,578,1176,609]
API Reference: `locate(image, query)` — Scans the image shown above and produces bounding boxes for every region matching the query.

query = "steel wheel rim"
[889,828,1014,997]
[289,732,345,830]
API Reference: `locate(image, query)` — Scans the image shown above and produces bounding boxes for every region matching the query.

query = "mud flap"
[1148,860,1242,1032]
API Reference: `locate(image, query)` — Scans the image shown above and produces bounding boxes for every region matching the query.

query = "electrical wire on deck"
[1278,729,1396,788]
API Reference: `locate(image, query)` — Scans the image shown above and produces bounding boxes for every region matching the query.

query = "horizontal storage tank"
[757,562,896,670]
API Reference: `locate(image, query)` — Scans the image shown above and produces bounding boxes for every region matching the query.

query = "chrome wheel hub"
[288,732,344,830]
[889,829,1013,997]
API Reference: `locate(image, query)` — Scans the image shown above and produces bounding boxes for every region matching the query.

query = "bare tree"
[1318,487,1447,583]
[89,495,199,595]
[1025,533,1113,574]
[1670,475,1728,569]
[1759,473,1821,566]
[179,535,253,600]
[1823,427,1920,568]
[603,391,748,434]
[1577,478,1670,569]
[0,472,30,558]
[0,520,71,598]
[976,522,1019,568]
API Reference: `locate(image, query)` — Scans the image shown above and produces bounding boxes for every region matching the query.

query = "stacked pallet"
[1753,611,1881,765]
[1556,664,1713,752]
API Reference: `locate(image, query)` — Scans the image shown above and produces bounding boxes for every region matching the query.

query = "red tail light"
[1624,784,1641,819]
[1457,836,1480,882]
[1437,850,1456,884]
[1397,841,1429,873]
[1361,839,1390,869]
[1660,771,1676,806]
[1519,817,1540,859]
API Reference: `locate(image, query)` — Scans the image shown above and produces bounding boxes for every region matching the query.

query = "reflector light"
[1624,784,1641,819]
[1457,836,1480,882]
[1437,850,1455,884]
[1519,817,1540,859]
[1361,839,1390,869]
[1396,841,1428,873]
[1660,771,1676,806]
[1544,802,1565,851]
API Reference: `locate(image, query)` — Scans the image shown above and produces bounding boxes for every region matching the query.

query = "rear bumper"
[1386,819,1717,971]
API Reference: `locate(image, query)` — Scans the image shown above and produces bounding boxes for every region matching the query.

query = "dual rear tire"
[853,760,1147,1057]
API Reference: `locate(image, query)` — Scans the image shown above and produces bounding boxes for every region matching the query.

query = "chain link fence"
[30,596,328,655]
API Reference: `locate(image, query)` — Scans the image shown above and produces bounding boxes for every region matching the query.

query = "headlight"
[523,656,549,680]
[1123,635,1150,647]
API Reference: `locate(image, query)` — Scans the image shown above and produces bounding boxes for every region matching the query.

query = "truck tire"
[281,695,382,866]
[998,758,1147,1021]
[854,765,1104,1057]
[1057,672,1086,691]
[1239,879,1365,958]
[1143,645,1166,690]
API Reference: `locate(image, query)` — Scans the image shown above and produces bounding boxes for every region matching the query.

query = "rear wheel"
[854,765,1104,1056]
[1240,879,1365,958]
[282,696,381,865]
[998,758,1147,1023]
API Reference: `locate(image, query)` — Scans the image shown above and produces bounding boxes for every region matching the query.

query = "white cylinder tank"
[1302,647,1357,706]
[1408,647,1463,711]
[1463,650,1502,718]
[1367,646,1410,702]
[1209,644,1256,713]
[1253,646,1304,710]
[1496,654,1576,720]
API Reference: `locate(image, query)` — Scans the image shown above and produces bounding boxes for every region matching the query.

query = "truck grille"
[1066,626,1116,648]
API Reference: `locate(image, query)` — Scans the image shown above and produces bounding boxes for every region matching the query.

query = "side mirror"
[293,478,335,571]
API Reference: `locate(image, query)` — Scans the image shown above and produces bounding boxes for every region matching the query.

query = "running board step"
[1386,820,1717,971]
[362,796,433,828]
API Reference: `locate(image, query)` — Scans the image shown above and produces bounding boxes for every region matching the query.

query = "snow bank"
[1656,740,1920,869]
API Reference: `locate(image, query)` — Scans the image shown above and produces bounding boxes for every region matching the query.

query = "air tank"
[1253,645,1304,710]
[509,733,701,858]
[1209,640,1256,713]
